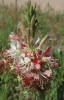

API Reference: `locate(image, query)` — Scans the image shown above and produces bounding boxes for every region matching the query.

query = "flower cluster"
[5,33,58,89]
[0,52,12,73]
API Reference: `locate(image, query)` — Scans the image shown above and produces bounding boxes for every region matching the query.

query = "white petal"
[9,32,14,38]
[10,43,16,50]
[17,41,20,49]
[30,62,34,69]
[24,57,31,64]
[20,53,25,58]
[20,58,24,65]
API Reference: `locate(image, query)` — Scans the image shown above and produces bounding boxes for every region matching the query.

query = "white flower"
[30,62,34,69]
[6,49,16,57]
[21,66,27,73]
[10,39,16,50]
[20,58,24,65]
[17,41,21,49]
[10,39,20,50]
[20,53,25,58]
[9,32,14,38]
[24,57,31,64]
[10,43,16,50]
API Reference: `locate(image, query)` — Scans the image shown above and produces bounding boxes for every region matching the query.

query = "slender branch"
[38,35,49,49]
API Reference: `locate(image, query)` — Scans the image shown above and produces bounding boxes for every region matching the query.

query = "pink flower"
[16,63,22,67]
[19,72,23,77]
[34,54,38,59]
[33,73,39,80]
[15,68,19,74]
[23,77,32,81]
[19,43,26,49]
[51,63,58,68]
[38,50,43,56]
[6,60,9,64]
[32,59,41,64]
[0,60,3,64]
[6,66,10,71]
[21,77,33,87]
[1,65,4,71]
[10,34,21,40]
[26,72,39,80]
[34,50,43,59]
[35,64,40,70]
[44,46,51,57]
[25,52,31,57]
[43,70,52,77]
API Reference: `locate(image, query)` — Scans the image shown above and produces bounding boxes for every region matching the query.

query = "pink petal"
[19,42,26,49]
[51,63,58,67]
[35,64,40,70]
[32,59,41,64]
[38,50,43,56]
[43,70,52,77]
[44,46,51,57]
[25,52,31,57]
[10,34,20,40]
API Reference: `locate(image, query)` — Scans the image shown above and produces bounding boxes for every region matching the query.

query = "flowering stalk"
[4,33,59,90]
[0,2,59,91]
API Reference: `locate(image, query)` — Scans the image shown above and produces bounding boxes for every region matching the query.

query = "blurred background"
[0,0,64,12]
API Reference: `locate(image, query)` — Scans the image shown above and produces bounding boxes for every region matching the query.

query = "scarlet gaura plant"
[3,32,59,90]
[0,2,59,93]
